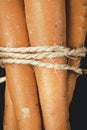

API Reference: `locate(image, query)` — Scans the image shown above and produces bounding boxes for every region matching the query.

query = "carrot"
[0,0,42,130]
[86,19,87,32]
[4,86,17,130]
[24,0,70,130]
[66,0,87,105]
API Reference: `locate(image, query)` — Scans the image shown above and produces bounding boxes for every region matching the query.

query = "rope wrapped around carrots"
[0,0,86,129]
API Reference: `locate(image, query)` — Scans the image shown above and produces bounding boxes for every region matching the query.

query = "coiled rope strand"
[0,45,87,83]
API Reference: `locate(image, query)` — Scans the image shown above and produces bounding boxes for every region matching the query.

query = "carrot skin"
[4,86,17,130]
[0,1,42,130]
[66,0,87,105]
[24,0,70,130]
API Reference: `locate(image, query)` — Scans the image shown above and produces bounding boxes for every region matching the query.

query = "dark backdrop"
[0,36,87,130]
[69,35,87,130]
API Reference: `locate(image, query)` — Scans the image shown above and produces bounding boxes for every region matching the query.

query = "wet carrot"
[24,0,70,130]
[0,0,42,129]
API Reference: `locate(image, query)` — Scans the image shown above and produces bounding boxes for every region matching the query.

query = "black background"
[70,35,87,130]
[0,36,87,130]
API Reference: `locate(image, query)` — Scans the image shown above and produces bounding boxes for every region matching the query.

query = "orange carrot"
[86,19,87,32]
[66,0,87,104]
[0,0,42,129]
[4,86,17,130]
[24,0,70,130]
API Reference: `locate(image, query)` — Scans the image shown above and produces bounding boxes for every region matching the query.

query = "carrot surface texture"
[4,86,17,130]
[24,0,70,130]
[66,0,87,105]
[0,0,42,130]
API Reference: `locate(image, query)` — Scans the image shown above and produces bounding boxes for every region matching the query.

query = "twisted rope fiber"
[0,58,83,73]
[0,77,6,83]
[0,45,87,57]
[0,48,86,59]
[0,45,87,83]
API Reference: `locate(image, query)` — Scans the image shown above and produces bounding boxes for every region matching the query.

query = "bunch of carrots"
[0,0,87,130]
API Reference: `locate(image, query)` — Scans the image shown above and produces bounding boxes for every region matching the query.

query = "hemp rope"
[0,45,87,83]
[0,48,86,59]
[0,77,6,83]
[0,45,86,57]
